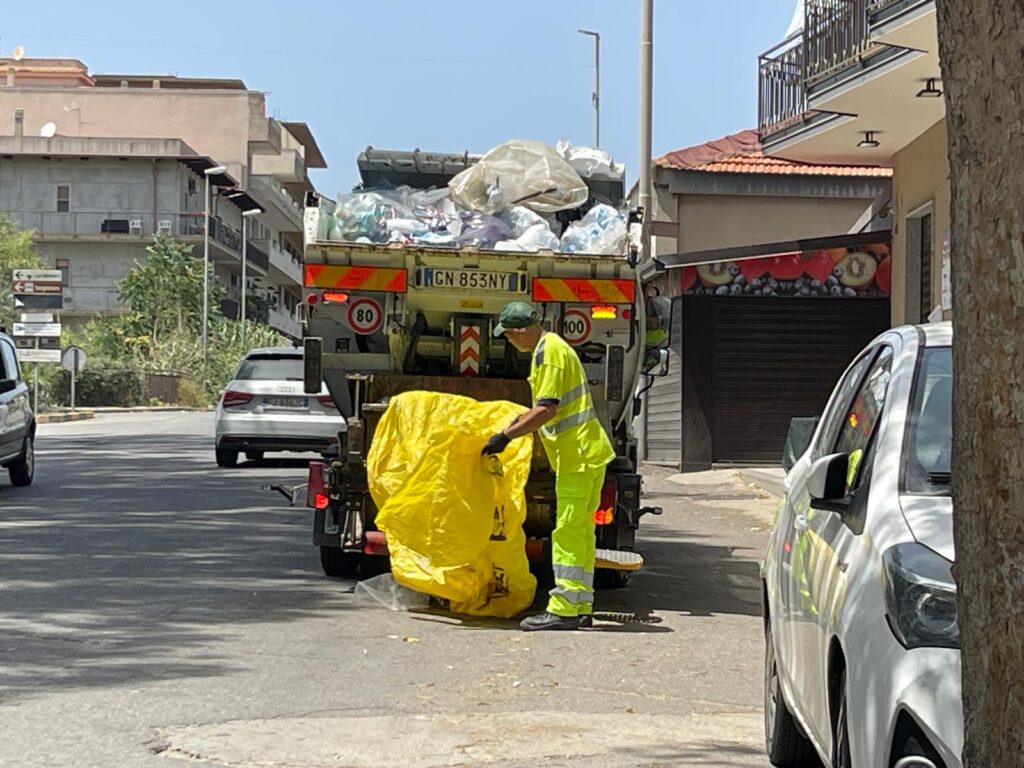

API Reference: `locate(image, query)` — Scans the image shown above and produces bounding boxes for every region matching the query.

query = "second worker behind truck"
[482,301,614,631]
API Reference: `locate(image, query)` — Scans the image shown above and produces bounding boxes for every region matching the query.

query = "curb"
[736,468,786,499]
[87,406,213,413]
[37,410,96,424]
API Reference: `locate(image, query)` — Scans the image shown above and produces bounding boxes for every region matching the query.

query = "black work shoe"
[578,614,593,628]
[520,612,580,631]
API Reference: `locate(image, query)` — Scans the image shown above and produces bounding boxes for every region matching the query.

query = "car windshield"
[904,346,952,496]
[235,355,303,381]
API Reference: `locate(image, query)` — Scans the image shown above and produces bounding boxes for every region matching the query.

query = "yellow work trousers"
[547,465,606,617]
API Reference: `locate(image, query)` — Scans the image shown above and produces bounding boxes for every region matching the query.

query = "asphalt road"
[0,412,780,768]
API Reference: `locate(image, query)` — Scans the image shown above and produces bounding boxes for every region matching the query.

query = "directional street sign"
[17,348,62,364]
[13,322,62,338]
[14,294,63,310]
[18,312,54,323]
[12,269,62,283]
[12,280,63,294]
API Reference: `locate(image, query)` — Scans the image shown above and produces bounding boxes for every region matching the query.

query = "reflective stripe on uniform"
[552,563,587,582]
[534,337,547,367]
[544,406,598,436]
[549,587,595,605]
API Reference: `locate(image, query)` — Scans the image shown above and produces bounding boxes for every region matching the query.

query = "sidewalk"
[658,466,786,501]
[36,406,211,424]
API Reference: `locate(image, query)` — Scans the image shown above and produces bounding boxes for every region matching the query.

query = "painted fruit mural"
[681,243,891,298]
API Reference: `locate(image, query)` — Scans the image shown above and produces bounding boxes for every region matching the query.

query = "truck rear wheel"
[216,448,239,468]
[320,546,360,578]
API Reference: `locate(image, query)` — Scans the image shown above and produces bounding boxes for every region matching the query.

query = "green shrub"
[176,377,209,408]
[52,366,147,408]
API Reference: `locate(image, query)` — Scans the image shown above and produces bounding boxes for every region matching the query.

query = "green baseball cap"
[493,301,538,337]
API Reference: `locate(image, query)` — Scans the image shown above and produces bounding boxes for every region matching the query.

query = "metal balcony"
[758,34,808,136]
[804,0,873,85]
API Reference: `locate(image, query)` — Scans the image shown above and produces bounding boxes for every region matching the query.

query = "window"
[188,177,198,196]
[833,346,894,492]
[903,347,952,496]
[813,351,877,460]
[56,185,70,213]
[1,341,20,382]
[235,354,303,381]
[56,258,70,286]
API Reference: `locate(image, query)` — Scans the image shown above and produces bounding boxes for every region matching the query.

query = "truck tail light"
[591,305,617,319]
[221,390,253,408]
[306,461,329,509]
[594,478,616,525]
[321,291,349,304]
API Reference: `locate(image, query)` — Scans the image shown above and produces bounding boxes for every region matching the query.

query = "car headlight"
[882,542,959,649]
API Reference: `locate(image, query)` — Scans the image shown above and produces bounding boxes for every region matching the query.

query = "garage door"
[710,297,890,463]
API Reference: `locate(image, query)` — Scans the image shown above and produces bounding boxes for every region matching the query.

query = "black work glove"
[481,432,512,456]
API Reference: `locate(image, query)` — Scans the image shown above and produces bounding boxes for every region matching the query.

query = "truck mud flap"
[313,491,367,551]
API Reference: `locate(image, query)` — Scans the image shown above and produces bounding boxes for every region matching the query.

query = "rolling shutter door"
[710,298,890,463]
[645,297,684,465]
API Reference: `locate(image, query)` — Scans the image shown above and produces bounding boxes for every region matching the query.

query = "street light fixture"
[202,165,228,387]
[240,208,262,349]
[577,28,601,147]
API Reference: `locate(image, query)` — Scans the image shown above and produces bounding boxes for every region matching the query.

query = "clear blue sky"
[2,0,796,194]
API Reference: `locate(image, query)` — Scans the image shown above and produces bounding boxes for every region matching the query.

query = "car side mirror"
[303,337,323,395]
[643,348,670,377]
[0,379,18,395]
[782,416,821,473]
[808,452,850,514]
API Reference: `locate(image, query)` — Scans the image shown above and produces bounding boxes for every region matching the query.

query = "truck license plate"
[264,396,308,409]
[419,268,525,293]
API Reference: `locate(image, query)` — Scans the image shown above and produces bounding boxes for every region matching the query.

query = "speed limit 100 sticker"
[561,308,592,346]
[346,297,384,335]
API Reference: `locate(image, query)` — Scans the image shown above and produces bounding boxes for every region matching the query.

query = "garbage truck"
[296,142,669,586]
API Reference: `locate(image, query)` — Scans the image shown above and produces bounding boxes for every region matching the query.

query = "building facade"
[0,57,327,339]
[758,0,949,325]
[640,130,892,469]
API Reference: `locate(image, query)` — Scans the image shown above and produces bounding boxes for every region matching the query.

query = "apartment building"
[0,57,328,338]
[758,0,948,325]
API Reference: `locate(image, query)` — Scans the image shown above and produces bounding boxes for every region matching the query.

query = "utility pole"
[240,208,262,349]
[639,0,654,254]
[202,166,227,388]
[578,29,601,147]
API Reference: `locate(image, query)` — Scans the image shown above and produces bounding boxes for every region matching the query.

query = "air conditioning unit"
[129,219,143,235]
[157,220,172,235]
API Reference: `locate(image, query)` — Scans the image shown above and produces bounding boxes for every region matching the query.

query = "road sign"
[12,280,62,294]
[13,322,62,338]
[12,269,62,283]
[346,297,384,335]
[18,312,54,323]
[62,346,87,372]
[15,294,63,310]
[561,308,592,346]
[17,348,61,363]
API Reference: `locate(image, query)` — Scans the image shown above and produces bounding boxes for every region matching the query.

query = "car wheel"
[215,448,239,468]
[765,618,818,766]
[8,434,34,487]
[245,450,265,462]
[319,545,360,578]
[833,669,852,768]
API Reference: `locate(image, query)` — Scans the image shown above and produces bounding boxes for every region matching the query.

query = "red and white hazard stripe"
[459,325,482,377]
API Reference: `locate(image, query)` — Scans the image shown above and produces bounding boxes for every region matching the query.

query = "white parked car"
[762,323,960,768]
[214,347,344,467]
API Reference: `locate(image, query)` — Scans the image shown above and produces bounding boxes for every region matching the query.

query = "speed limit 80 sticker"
[346,297,384,335]
[561,308,592,346]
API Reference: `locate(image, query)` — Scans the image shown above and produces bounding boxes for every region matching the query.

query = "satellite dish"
[12,47,25,61]
[40,122,57,138]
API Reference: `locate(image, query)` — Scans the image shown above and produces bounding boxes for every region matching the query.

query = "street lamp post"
[240,209,262,349]
[202,166,227,387]
[577,28,601,147]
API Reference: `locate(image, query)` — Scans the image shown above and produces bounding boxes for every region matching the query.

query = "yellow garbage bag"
[367,391,537,618]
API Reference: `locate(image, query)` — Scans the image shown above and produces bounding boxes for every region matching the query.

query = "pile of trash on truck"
[315,139,630,256]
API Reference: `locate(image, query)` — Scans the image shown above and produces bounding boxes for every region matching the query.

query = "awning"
[647,230,891,277]
[178,156,237,189]
[219,189,264,214]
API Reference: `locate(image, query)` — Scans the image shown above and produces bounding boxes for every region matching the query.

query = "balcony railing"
[804,0,872,85]
[758,34,808,136]
[208,217,242,254]
[2,211,196,238]
[245,241,269,272]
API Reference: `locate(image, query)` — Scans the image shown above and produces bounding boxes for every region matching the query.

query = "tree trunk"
[935,2,1024,765]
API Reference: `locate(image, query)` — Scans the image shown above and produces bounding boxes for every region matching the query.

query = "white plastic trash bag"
[449,140,589,214]
[559,204,628,255]
[556,138,624,178]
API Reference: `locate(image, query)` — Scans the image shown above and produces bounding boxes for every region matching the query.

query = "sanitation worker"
[482,301,614,631]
